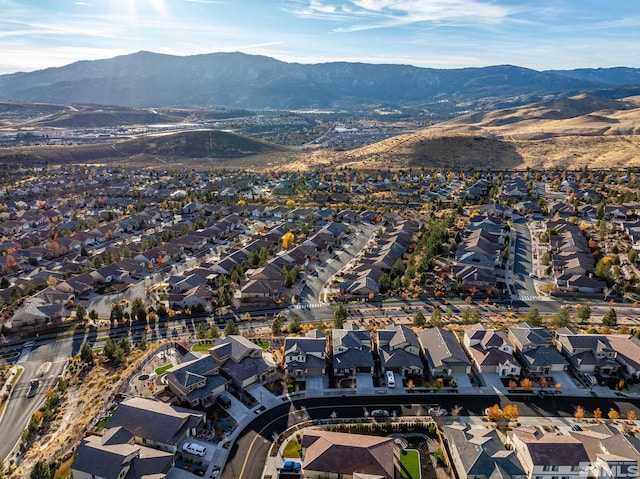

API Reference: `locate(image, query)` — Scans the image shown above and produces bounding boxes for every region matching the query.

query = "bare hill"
[285,94,640,171]
[0,129,294,169]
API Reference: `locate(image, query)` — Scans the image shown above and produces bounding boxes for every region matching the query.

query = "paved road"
[221,394,640,479]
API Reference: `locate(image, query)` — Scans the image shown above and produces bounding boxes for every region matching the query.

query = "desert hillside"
[285,94,640,171]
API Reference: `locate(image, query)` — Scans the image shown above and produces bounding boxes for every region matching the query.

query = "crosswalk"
[517,294,544,302]
[291,302,325,310]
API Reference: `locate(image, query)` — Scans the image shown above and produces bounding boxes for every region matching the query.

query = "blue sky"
[0,0,639,74]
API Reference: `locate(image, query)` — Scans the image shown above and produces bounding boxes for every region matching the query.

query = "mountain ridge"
[1,51,637,111]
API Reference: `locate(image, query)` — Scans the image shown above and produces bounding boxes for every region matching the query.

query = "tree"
[539,377,548,389]
[30,462,54,479]
[577,304,591,321]
[552,307,570,328]
[574,405,585,421]
[508,379,517,391]
[602,308,617,327]
[486,404,504,421]
[430,308,443,327]
[76,304,86,322]
[89,309,99,322]
[593,408,603,419]
[520,378,533,391]
[224,320,239,336]
[608,408,619,420]
[413,311,426,327]
[272,316,284,335]
[208,324,220,339]
[526,308,543,327]
[434,377,444,389]
[196,322,208,339]
[80,342,94,365]
[626,410,636,421]
[334,303,348,328]
[288,314,302,334]
[503,404,520,421]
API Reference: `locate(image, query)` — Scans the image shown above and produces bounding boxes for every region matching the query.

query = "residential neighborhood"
[1,165,640,479]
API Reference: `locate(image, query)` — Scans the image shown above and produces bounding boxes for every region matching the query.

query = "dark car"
[571,425,583,431]
[27,379,39,398]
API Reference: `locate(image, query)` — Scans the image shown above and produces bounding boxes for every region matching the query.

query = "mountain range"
[0,51,639,111]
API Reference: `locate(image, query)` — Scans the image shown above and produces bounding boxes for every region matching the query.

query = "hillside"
[284,94,640,171]
[0,129,294,169]
[0,51,620,111]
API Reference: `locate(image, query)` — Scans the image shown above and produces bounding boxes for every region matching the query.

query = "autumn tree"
[574,406,585,421]
[607,408,619,420]
[503,404,520,421]
[520,377,533,391]
[486,404,504,421]
[593,407,603,419]
[281,231,295,250]
[626,410,636,421]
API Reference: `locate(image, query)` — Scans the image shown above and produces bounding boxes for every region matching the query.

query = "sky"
[0,0,639,75]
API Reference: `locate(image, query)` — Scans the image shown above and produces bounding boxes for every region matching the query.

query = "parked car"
[281,461,301,472]
[428,407,448,416]
[371,409,390,417]
[538,390,554,398]
[571,425,583,431]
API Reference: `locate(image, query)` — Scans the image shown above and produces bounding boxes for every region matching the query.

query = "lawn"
[399,449,421,479]
[154,363,173,375]
[252,339,270,350]
[191,342,213,352]
[282,438,302,458]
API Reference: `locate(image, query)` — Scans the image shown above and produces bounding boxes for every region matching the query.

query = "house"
[555,330,620,376]
[463,324,521,377]
[418,328,471,378]
[284,330,327,379]
[72,427,174,479]
[209,335,278,390]
[570,424,640,479]
[332,325,375,378]
[508,426,590,479]
[103,397,205,453]
[605,334,640,379]
[166,355,228,408]
[301,429,395,479]
[444,423,526,479]
[376,324,423,377]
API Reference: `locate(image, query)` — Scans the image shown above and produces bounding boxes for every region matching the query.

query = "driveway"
[355,373,374,393]
[451,373,472,389]
[481,373,508,394]
[305,375,325,397]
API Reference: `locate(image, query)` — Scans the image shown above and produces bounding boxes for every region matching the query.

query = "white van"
[386,371,395,388]
[182,442,206,457]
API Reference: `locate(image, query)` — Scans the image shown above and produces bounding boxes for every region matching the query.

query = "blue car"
[282,461,301,472]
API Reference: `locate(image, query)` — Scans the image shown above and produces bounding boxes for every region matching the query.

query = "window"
[552,466,559,471]
[570,467,580,472]
[543,466,551,472]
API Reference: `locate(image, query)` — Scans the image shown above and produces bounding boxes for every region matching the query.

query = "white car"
[371,409,390,417]
[428,407,448,416]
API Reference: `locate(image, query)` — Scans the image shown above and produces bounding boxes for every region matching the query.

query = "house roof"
[419,328,471,371]
[73,431,139,479]
[510,426,589,466]
[105,397,204,446]
[302,430,395,478]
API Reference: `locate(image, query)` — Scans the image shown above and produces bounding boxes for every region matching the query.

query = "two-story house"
[376,324,423,379]
[332,325,375,378]
[463,324,521,377]
[508,426,589,479]
[508,323,568,376]
[555,329,620,377]
[284,330,327,379]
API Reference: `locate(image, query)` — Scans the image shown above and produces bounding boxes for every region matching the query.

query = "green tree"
[224,320,239,336]
[602,308,617,327]
[272,316,284,335]
[197,322,208,339]
[577,304,591,321]
[208,324,220,339]
[552,307,570,328]
[76,304,86,322]
[288,314,302,334]
[139,334,147,350]
[526,308,543,327]
[30,461,53,479]
[334,303,348,328]
[80,342,94,365]
[89,309,99,322]
[413,311,426,327]
[430,308,443,327]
